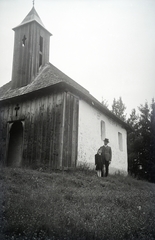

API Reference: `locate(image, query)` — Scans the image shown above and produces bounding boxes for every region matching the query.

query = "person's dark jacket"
[101,145,112,163]
[95,153,103,170]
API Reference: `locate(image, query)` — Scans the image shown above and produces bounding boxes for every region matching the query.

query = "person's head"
[104,138,109,146]
[97,147,102,155]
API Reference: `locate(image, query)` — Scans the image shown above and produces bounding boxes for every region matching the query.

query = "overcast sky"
[0,0,155,116]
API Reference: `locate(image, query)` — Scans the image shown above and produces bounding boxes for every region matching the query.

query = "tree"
[127,108,141,177]
[111,97,126,121]
[137,102,152,179]
[150,99,155,182]
[127,100,155,182]
[127,109,139,128]
[151,100,155,161]
[101,98,109,109]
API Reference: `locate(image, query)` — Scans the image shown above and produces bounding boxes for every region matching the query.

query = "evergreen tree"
[138,102,152,179]
[101,98,109,108]
[111,97,126,121]
[127,109,139,128]
[127,100,155,182]
[127,109,141,177]
[150,99,155,182]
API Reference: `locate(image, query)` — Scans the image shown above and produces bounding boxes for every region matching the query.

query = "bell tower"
[11,7,52,89]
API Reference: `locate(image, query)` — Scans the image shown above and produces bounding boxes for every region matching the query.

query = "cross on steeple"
[14,104,20,117]
[33,0,35,7]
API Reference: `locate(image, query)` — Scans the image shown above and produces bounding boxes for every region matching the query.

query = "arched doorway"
[7,121,23,167]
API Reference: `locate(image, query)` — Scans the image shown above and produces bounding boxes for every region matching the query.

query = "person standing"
[101,138,112,177]
[95,147,103,177]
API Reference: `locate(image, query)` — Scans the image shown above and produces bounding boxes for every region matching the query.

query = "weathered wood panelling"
[0,92,62,168]
[63,92,79,168]
[0,107,7,165]
[24,92,63,168]
[12,22,50,89]
[0,90,79,169]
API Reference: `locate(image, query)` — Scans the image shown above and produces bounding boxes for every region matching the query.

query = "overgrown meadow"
[0,167,155,240]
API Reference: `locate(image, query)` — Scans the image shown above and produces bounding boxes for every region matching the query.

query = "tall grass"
[1,167,155,239]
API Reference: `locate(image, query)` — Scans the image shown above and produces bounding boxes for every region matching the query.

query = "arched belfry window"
[39,36,43,67]
[101,120,105,141]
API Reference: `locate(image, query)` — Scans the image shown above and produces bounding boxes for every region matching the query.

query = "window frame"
[101,120,105,141]
[118,132,123,151]
[39,36,43,67]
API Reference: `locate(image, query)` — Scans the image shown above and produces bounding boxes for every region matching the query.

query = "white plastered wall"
[77,100,128,174]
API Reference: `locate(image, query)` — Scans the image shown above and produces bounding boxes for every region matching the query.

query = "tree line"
[102,97,155,182]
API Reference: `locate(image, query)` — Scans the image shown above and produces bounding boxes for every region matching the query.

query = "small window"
[39,53,42,67]
[118,132,123,151]
[101,120,105,141]
[39,36,43,67]
[39,36,43,52]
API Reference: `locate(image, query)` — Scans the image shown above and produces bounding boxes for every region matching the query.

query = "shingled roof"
[0,63,89,101]
[0,62,130,130]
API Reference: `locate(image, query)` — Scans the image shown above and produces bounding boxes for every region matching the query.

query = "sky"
[0,0,155,117]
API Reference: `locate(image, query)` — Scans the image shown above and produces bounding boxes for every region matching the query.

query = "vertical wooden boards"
[54,92,63,169]
[12,22,51,88]
[0,106,6,164]
[0,91,64,168]
[62,92,79,168]
[45,95,51,164]
[48,93,54,168]
[71,97,79,167]
[32,92,63,169]
[0,90,79,169]
[51,93,57,169]
[22,99,30,166]
[63,92,71,167]
[59,92,66,168]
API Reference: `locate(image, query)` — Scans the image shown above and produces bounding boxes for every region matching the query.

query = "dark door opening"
[7,121,23,167]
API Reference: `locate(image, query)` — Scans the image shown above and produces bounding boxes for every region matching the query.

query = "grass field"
[0,167,155,240]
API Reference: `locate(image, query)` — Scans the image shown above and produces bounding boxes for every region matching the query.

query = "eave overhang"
[12,20,52,36]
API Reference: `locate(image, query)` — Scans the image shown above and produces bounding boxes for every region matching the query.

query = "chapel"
[0,6,130,173]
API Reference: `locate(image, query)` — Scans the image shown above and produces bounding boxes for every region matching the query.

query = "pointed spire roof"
[13,7,52,35]
[21,7,45,27]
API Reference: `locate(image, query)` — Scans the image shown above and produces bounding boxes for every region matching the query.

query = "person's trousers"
[103,161,109,177]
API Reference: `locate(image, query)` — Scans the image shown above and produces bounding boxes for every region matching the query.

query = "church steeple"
[11,7,52,89]
[16,7,46,30]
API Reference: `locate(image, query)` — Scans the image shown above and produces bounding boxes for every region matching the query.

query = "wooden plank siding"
[0,90,79,169]
[12,22,50,89]
[0,106,6,165]
[62,92,79,168]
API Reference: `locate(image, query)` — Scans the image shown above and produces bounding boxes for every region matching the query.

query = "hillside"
[0,167,155,240]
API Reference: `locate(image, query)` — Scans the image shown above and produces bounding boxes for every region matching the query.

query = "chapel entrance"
[7,121,23,167]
